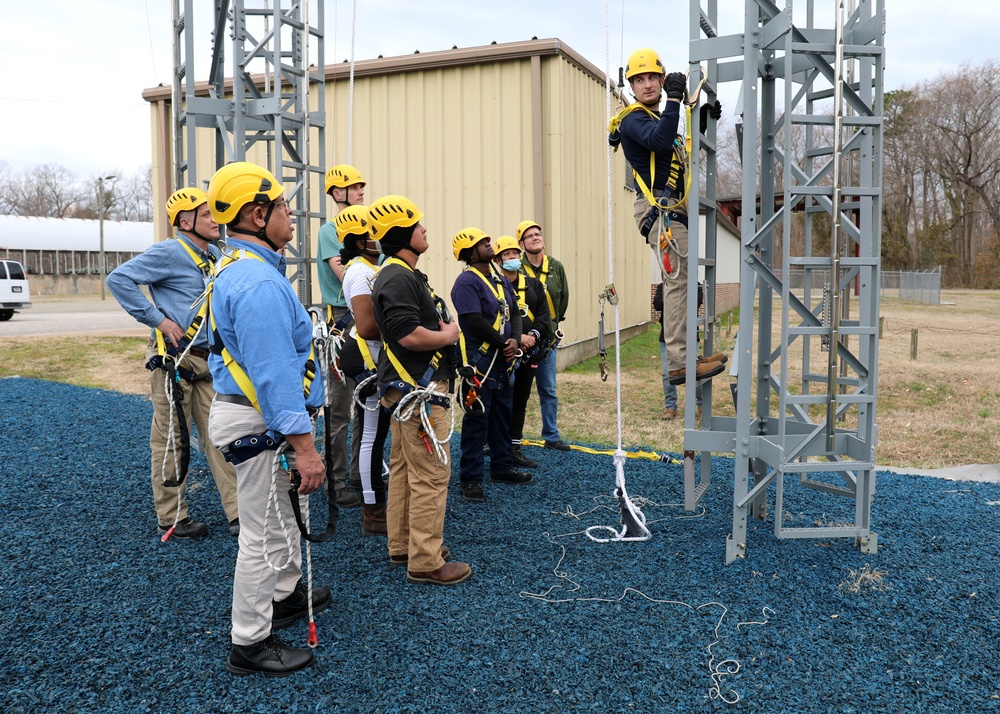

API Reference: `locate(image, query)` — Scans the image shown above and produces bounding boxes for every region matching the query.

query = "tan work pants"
[148,349,239,526]
[382,387,450,573]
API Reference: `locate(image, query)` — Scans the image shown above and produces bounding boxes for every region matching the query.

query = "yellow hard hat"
[367,195,423,240]
[625,48,665,80]
[334,205,370,242]
[166,187,208,227]
[514,220,542,242]
[452,227,490,262]
[207,162,283,225]
[493,235,521,256]
[325,164,366,194]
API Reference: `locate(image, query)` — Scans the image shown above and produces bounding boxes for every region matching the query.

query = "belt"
[216,393,254,408]
[216,392,319,419]
[188,347,209,360]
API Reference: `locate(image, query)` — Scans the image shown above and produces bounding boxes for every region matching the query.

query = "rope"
[519,439,682,465]
[158,321,204,542]
[519,530,773,705]
[594,0,650,542]
[261,443,298,572]
[392,381,455,466]
[346,0,357,164]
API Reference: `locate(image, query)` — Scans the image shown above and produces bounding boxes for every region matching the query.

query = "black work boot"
[510,444,539,469]
[272,581,332,630]
[226,634,314,677]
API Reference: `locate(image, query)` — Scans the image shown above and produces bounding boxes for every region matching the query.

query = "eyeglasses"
[270,198,290,212]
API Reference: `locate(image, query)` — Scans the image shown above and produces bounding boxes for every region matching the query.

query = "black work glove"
[699,100,723,128]
[665,72,686,100]
[608,129,621,149]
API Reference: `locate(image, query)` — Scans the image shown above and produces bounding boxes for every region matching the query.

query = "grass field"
[2,289,997,468]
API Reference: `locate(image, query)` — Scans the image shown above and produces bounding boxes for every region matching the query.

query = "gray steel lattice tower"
[685,0,884,563]
[172,0,326,303]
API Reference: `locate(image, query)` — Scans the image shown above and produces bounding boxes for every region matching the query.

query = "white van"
[0,259,32,321]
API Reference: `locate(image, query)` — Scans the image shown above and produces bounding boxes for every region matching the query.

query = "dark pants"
[510,362,538,442]
[459,379,515,485]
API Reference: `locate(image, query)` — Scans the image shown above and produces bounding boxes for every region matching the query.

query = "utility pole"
[97,174,116,301]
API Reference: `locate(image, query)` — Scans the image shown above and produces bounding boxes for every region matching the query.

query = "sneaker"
[228,518,240,537]
[543,440,571,451]
[335,489,361,508]
[272,581,332,630]
[461,483,485,502]
[489,470,533,485]
[406,561,472,585]
[661,408,678,421]
[668,359,726,386]
[226,634,314,677]
[389,546,450,566]
[510,445,539,469]
[158,517,209,540]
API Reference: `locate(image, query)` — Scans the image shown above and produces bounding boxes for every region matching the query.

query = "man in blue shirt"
[205,162,330,677]
[107,187,238,540]
[315,164,366,508]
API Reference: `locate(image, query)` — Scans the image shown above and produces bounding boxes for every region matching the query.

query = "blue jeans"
[535,349,560,442]
[660,341,702,409]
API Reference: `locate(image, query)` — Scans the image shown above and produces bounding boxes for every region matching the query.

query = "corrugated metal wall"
[147,41,648,362]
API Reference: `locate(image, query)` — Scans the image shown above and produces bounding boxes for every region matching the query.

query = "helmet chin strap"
[227,202,280,251]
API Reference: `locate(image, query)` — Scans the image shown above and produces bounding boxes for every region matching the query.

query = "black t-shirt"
[371,258,452,387]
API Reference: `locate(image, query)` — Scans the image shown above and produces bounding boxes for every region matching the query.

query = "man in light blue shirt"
[106,187,238,540]
[205,162,330,678]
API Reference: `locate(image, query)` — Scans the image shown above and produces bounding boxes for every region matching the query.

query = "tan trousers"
[634,195,690,373]
[382,388,450,573]
[208,398,305,646]
[148,348,239,526]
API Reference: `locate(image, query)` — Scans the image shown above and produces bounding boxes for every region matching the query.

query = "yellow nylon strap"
[523,256,556,320]
[207,249,316,412]
[356,330,377,370]
[380,256,442,387]
[514,273,534,323]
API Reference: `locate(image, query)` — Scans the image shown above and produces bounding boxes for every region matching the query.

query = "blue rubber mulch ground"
[1,377,998,713]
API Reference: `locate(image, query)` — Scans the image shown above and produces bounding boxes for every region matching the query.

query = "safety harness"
[342,257,381,410]
[457,265,513,402]
[379,257,456,464]
[520,258,563,365]
[149,237,218,542]
[608,101,695,281]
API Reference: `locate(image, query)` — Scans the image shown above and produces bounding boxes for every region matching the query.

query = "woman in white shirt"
[334,206,390,536]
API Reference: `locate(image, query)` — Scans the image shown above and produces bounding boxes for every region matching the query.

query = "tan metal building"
[142,38,649,366]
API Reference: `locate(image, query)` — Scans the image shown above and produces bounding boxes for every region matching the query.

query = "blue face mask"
[501,259,522,272]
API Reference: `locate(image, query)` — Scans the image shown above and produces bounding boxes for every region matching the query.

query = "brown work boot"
[699,352,729,365]
[390,546,450,566]
[661,408,678,421]
[407,561,472,585]
[668,359,725,386]
[361,503,387,536]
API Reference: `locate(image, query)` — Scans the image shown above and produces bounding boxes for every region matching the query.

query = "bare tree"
[115,165,154,221]
[2,163,86,217]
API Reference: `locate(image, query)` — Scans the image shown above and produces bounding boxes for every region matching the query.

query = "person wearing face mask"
[516,219,571,452]
[451,228,532,503]
[493,235,550,470]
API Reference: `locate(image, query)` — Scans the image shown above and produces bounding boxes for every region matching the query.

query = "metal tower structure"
[684,0,885,563]
[172,0,326,303]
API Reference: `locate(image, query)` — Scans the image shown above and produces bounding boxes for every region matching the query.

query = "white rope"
[520,531,773,705]
[261,443,298,572]
[158,319,205,540]
[392,381,455,466]
[346,0,357,164]
[587,0,650,543]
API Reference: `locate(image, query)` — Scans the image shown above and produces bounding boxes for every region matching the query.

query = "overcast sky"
[3,0,998,179]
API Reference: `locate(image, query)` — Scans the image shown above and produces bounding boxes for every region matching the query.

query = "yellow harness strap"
[380,256,444,388]
[207,249,316,412]
[514,272,533,323]
[523,255,557,320]
[153,237,216,354]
